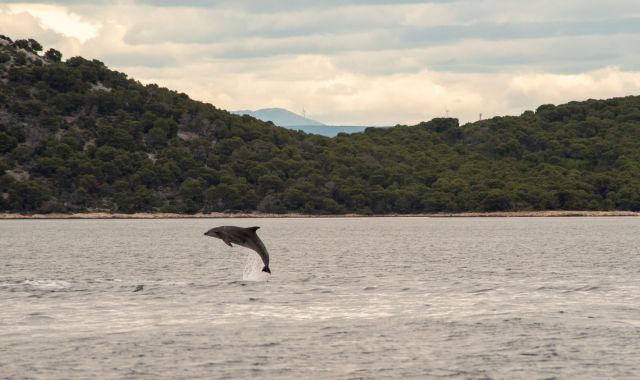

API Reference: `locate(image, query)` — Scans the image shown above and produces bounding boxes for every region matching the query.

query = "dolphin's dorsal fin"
[247,226,260,232]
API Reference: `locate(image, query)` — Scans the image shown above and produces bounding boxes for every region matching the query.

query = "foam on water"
[242,253,271,282]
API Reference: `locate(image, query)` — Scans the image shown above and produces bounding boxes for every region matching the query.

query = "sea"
[1,217,639,379]
[286,125,370,137]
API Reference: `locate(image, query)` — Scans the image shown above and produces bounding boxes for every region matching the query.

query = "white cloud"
[4,3,101,43]
[119,54,640,126]
[508,67,640,105]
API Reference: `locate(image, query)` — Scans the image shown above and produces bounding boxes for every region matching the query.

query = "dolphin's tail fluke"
[262,266,271,274]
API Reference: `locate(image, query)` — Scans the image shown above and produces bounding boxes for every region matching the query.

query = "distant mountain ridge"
[232,108,375,136]
[232,108,325,127]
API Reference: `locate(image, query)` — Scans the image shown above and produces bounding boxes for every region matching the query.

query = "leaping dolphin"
[204,226,271,274]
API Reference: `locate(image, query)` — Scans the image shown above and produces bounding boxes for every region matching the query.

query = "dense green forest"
[1,36,639,214]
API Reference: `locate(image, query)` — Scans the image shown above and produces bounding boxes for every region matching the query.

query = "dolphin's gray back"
[222,226,269,268]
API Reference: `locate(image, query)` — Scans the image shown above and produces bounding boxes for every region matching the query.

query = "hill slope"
[1,37,640,214]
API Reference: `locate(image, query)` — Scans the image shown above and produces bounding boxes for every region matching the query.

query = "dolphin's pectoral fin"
[223,239,233,247]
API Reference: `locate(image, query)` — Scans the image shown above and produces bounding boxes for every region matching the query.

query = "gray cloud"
[122,4,640,44]
[111,1,640,75]
[98,51,178,68]
[2,0,452,10]
[400,18,640,44]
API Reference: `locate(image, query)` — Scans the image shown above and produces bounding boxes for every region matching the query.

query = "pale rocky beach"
[0,210,638,219]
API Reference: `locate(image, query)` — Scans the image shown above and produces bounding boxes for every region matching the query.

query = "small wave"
[562,285,601,293]
[469,288,495,294]
[309,287,333,294]
[257,342,280,347]
[27,312,54,320]
[574,285,600,291]
[92,278,124,283]
[18,279,73,290]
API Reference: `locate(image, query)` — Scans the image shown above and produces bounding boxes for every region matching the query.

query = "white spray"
[242,253,271,282]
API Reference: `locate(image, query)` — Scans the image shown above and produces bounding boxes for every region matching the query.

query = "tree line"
[1,36,639,214]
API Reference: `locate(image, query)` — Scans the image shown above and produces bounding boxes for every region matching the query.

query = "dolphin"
[204,226,271,274]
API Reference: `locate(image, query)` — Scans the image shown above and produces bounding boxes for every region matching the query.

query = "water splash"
[242,253,270,282]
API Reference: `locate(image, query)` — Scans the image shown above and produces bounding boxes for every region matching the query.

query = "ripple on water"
[0,218,639,379]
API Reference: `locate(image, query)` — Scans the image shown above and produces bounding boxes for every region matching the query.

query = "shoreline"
[0,210,638,219]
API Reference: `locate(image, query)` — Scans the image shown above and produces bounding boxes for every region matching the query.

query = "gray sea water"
[1,217,639,379]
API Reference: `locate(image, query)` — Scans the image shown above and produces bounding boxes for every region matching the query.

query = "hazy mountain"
[233,108,378,136]
[232,108,325,127]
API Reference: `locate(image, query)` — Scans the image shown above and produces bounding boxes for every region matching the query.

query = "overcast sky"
[2,1,640,125]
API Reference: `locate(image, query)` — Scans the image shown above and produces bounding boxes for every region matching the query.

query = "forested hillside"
[1,36,639,214]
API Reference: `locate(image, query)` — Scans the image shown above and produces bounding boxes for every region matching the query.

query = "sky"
[1,1,640,126]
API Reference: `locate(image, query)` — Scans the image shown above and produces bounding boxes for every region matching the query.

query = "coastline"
[0,210,638,219]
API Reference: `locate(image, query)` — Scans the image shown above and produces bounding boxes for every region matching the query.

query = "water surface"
[1,217,639,379]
